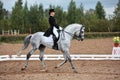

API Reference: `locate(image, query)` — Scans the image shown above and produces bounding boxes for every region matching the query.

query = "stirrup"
[53,45,58,50]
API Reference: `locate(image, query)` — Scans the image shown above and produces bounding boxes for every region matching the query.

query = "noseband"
[78,26,84,39]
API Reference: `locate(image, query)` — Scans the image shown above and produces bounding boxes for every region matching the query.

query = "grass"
[0,40,24,44]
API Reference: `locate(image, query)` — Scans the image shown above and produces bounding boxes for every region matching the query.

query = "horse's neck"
[64,24,78,40]
[64,24,77,35]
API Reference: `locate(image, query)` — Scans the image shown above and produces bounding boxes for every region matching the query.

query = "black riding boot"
[53,35,58,50]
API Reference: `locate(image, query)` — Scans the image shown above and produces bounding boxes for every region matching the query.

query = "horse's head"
[75,25,85,41]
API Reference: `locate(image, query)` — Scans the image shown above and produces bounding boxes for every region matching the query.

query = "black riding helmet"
[49,9,55,15]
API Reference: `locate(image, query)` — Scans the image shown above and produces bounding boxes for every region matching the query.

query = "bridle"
[78,26,84,39]
[62,26,84,39]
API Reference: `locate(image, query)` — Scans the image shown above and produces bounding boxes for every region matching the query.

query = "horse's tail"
[23,35,32,49]
[17,35,32,56]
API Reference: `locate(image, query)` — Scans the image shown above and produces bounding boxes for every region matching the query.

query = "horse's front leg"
[55,53,67,68]
[66,51,77,73]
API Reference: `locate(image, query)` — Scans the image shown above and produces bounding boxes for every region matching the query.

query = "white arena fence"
[0,47,120,61]
[0,54,120,61]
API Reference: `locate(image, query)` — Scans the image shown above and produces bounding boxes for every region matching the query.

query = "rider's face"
[50,12,55,16]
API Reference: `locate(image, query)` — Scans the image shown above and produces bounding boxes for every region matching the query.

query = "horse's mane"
[64,23,81,30]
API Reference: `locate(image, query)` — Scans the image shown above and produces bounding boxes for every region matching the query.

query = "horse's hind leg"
[17,35,31,56]
[21,48,36,70]
[17,46,26,56]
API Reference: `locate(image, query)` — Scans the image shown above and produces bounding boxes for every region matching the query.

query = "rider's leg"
[52,34,58,50]
[52,27,59,50]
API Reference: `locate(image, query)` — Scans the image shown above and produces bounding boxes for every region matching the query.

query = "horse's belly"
[42,35,53,48]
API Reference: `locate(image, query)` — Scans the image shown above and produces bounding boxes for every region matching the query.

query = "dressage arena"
[0,38,120,80]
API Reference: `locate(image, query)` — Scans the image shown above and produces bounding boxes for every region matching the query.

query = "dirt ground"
[0,60,120,80]
[0,38,120,80]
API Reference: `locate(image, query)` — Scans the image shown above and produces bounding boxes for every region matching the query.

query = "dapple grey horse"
[17,23,85,73]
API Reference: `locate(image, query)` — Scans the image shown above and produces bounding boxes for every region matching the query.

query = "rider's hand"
[59,27,63,30]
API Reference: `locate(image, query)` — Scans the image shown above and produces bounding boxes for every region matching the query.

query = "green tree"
[0,0,4,20]
[61,11,68,27]
[84,9,99,32]
[38,4,49,32]
[0,0,10,33]
[95,1,109,32]
[38,4,44,20]
[113,0,120,31]
[0,0,4,33]
[23,0,29,33]
[54,6,66,27]
[11,0,23,33]
[67,0,76,24]
[75,3,84,24]
[95,1,105,19]
[28,4,39,33]
[114,0,120,16]
[84,8,109,32]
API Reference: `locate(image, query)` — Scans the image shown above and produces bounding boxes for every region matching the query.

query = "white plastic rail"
[0,54,120,61]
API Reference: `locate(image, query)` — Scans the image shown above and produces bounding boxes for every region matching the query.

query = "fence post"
[88,27,91,32]
[14,30,16,35]
[108,27,110,32]
[8,30,9,35]
[2,30,4,35]
[11,30,13,35]
[18,30,19,35]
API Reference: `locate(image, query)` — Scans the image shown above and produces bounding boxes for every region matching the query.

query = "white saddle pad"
[53,27,59,38]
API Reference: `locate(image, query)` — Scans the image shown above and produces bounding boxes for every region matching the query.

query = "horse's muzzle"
[81,38,84,41]
[77,38,84,41]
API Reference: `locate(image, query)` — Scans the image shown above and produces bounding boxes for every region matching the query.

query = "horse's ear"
[82,25,85,29]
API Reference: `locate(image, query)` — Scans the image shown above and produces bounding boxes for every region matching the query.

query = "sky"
[1,0,119,16]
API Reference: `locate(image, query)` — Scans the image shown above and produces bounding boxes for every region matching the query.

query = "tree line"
[0,0,120,34]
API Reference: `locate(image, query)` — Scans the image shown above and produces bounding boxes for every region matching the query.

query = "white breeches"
[53,26,62,38]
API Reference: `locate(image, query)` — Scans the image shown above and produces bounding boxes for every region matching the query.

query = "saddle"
[44,27,61,50]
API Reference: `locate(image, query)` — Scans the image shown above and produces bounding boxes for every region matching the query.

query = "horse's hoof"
[54,66,58,69]
[21,68,24,71]
[21,67,26,71]
[74,70,78,73]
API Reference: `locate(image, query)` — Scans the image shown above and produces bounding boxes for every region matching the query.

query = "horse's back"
[31,32,44,38]
[30,32,44,47]
[34,32,44,36]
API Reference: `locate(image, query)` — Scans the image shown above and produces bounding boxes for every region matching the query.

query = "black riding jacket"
[49,16,59,29]
[44,16,59,37]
